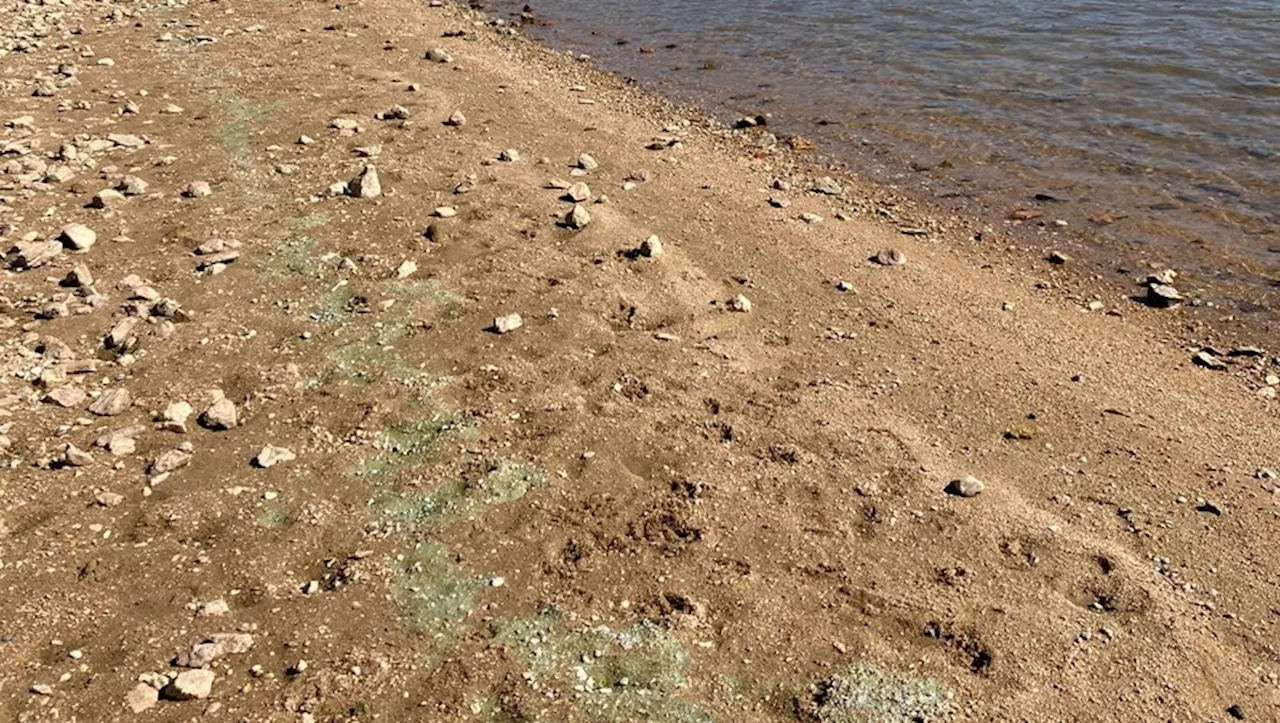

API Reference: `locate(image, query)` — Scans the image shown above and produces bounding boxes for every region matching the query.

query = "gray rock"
[59,224,96,251]
[161,670,214,701]
[946,475,984,497]
[347,165,381,199]
[88,388,131,416]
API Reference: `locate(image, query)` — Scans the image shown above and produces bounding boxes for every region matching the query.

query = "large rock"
[125,683,158,713]
[88,388,131,416]
[59,224,96,250]
[200,397,238,430]
[347,165,381,199]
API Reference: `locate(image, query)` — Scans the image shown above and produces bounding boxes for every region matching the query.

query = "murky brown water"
[493,0,1280,318]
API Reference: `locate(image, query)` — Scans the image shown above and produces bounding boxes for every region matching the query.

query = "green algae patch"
[800,662,951,722]
[395,540,479,633]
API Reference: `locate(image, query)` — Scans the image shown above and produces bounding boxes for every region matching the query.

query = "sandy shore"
[0,0,1277,720]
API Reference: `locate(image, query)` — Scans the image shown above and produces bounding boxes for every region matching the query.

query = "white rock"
[125,684,158,713]
[200,397,238,430]
[162,670,214,701]
[347,165,381,199]
[88,387,131,416]
[946,475,985,497]
[394,260,417,279]
[566,204,591,229]
[181,181,212,198]
[59,223,96,250]
[493,313,523,334]
[638,235,663,257]
[727,294,752,313]
[254,445,296,468]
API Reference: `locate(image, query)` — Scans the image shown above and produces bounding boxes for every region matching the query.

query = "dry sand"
[0,0,1277,721]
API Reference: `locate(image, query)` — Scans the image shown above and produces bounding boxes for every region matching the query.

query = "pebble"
[425,47,453,63]
[444,110,466,127]
[493,313,523,334]
[873,247,907,267]
[379,104,410,120]
[149,449,192,475]
[727,294,752,313]
[254,445,296,468]
[10,240,63,269]
[64,263,93,287]
[59,223,97,251]
[566,204,591,229]
[298,135,315,145]
[200,397,238,430]
[160,401,194,432]
[433,206,457,217]
[498,148,520,162]
[162,670,214,701]
[395,260,417,279]
[88,387,131,416]
[946,475,985,497]
[1047,250,1070,265]
[105,316,140,349]
[347,165,381,199]
[196,599,230,617]
[577,153,599,171]
[118,175,149,195]
[835,280,854,292]
[95,491,124,506]
[181,181,212,198]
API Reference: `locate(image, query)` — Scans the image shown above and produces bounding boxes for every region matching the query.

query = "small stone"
[1146,283,1183,307]
[565,182,591,202]
[946,475,985,497]
[59,223,97,250]
[9,240,63,269]
[812,177,842,195]
[432,206,457,218]
[566,204,591,229]
[88,388,131,416]
[768,196,790,208]
[380,104,410,120]
[800,212,823,224]
[835,280,854,292]
[873,247,906,267]
[95,491,123,506]
[64,444,95,467]
[330,118,360,131]
[394,260,417,279]
[425,47,453,63]
[160,401,194,432]
[638,235,664,257]
[117,175,148,196]
[30,684,54,696]
[196,599,230,617]
[149,449,192,475]
[162,670,214,701]
[444,110,466,127]
[298,135,315,145]
[125,684,158,713]
[577,153,599,171]
[493,313,523,334]
[64,263,93,287]
[182,181,213,198]
[1047,250,1070,265]
[1193,351,1226,370]
[105,317,140,349]
[200,397,238,430]
[89,188,125,208]
[727,294,752,313]
[347,165,381,199]
[45,386,87,408]
[254,445,296,468]
[498,148,520,162]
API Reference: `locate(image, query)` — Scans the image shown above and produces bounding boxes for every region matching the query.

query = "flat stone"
[125,683,158,713]
[812,177,842,195]
[347,165,381,198]
[1146,283,1183,307]
[946,475,985,497]
[88,388,131,416]
[1193,351,1226,370]
[432,206,457,217]
[59,223,96,250]
[89,189,125,208]
[45,386,86,408]
[9,240,63,269]
[254,444,296,468]
[162,670,214,701]
[94,426,145,455]
[95,491,124,506]
[149,449,192,475]
[200,397,238,430]
[107,133,145,148]
[105,317,140,349]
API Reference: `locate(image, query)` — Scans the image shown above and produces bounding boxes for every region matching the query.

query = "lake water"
[492,0,1280,306]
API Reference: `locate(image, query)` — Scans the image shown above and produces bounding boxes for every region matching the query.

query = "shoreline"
[0,0,1277,719]
[488,0,1280,356]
